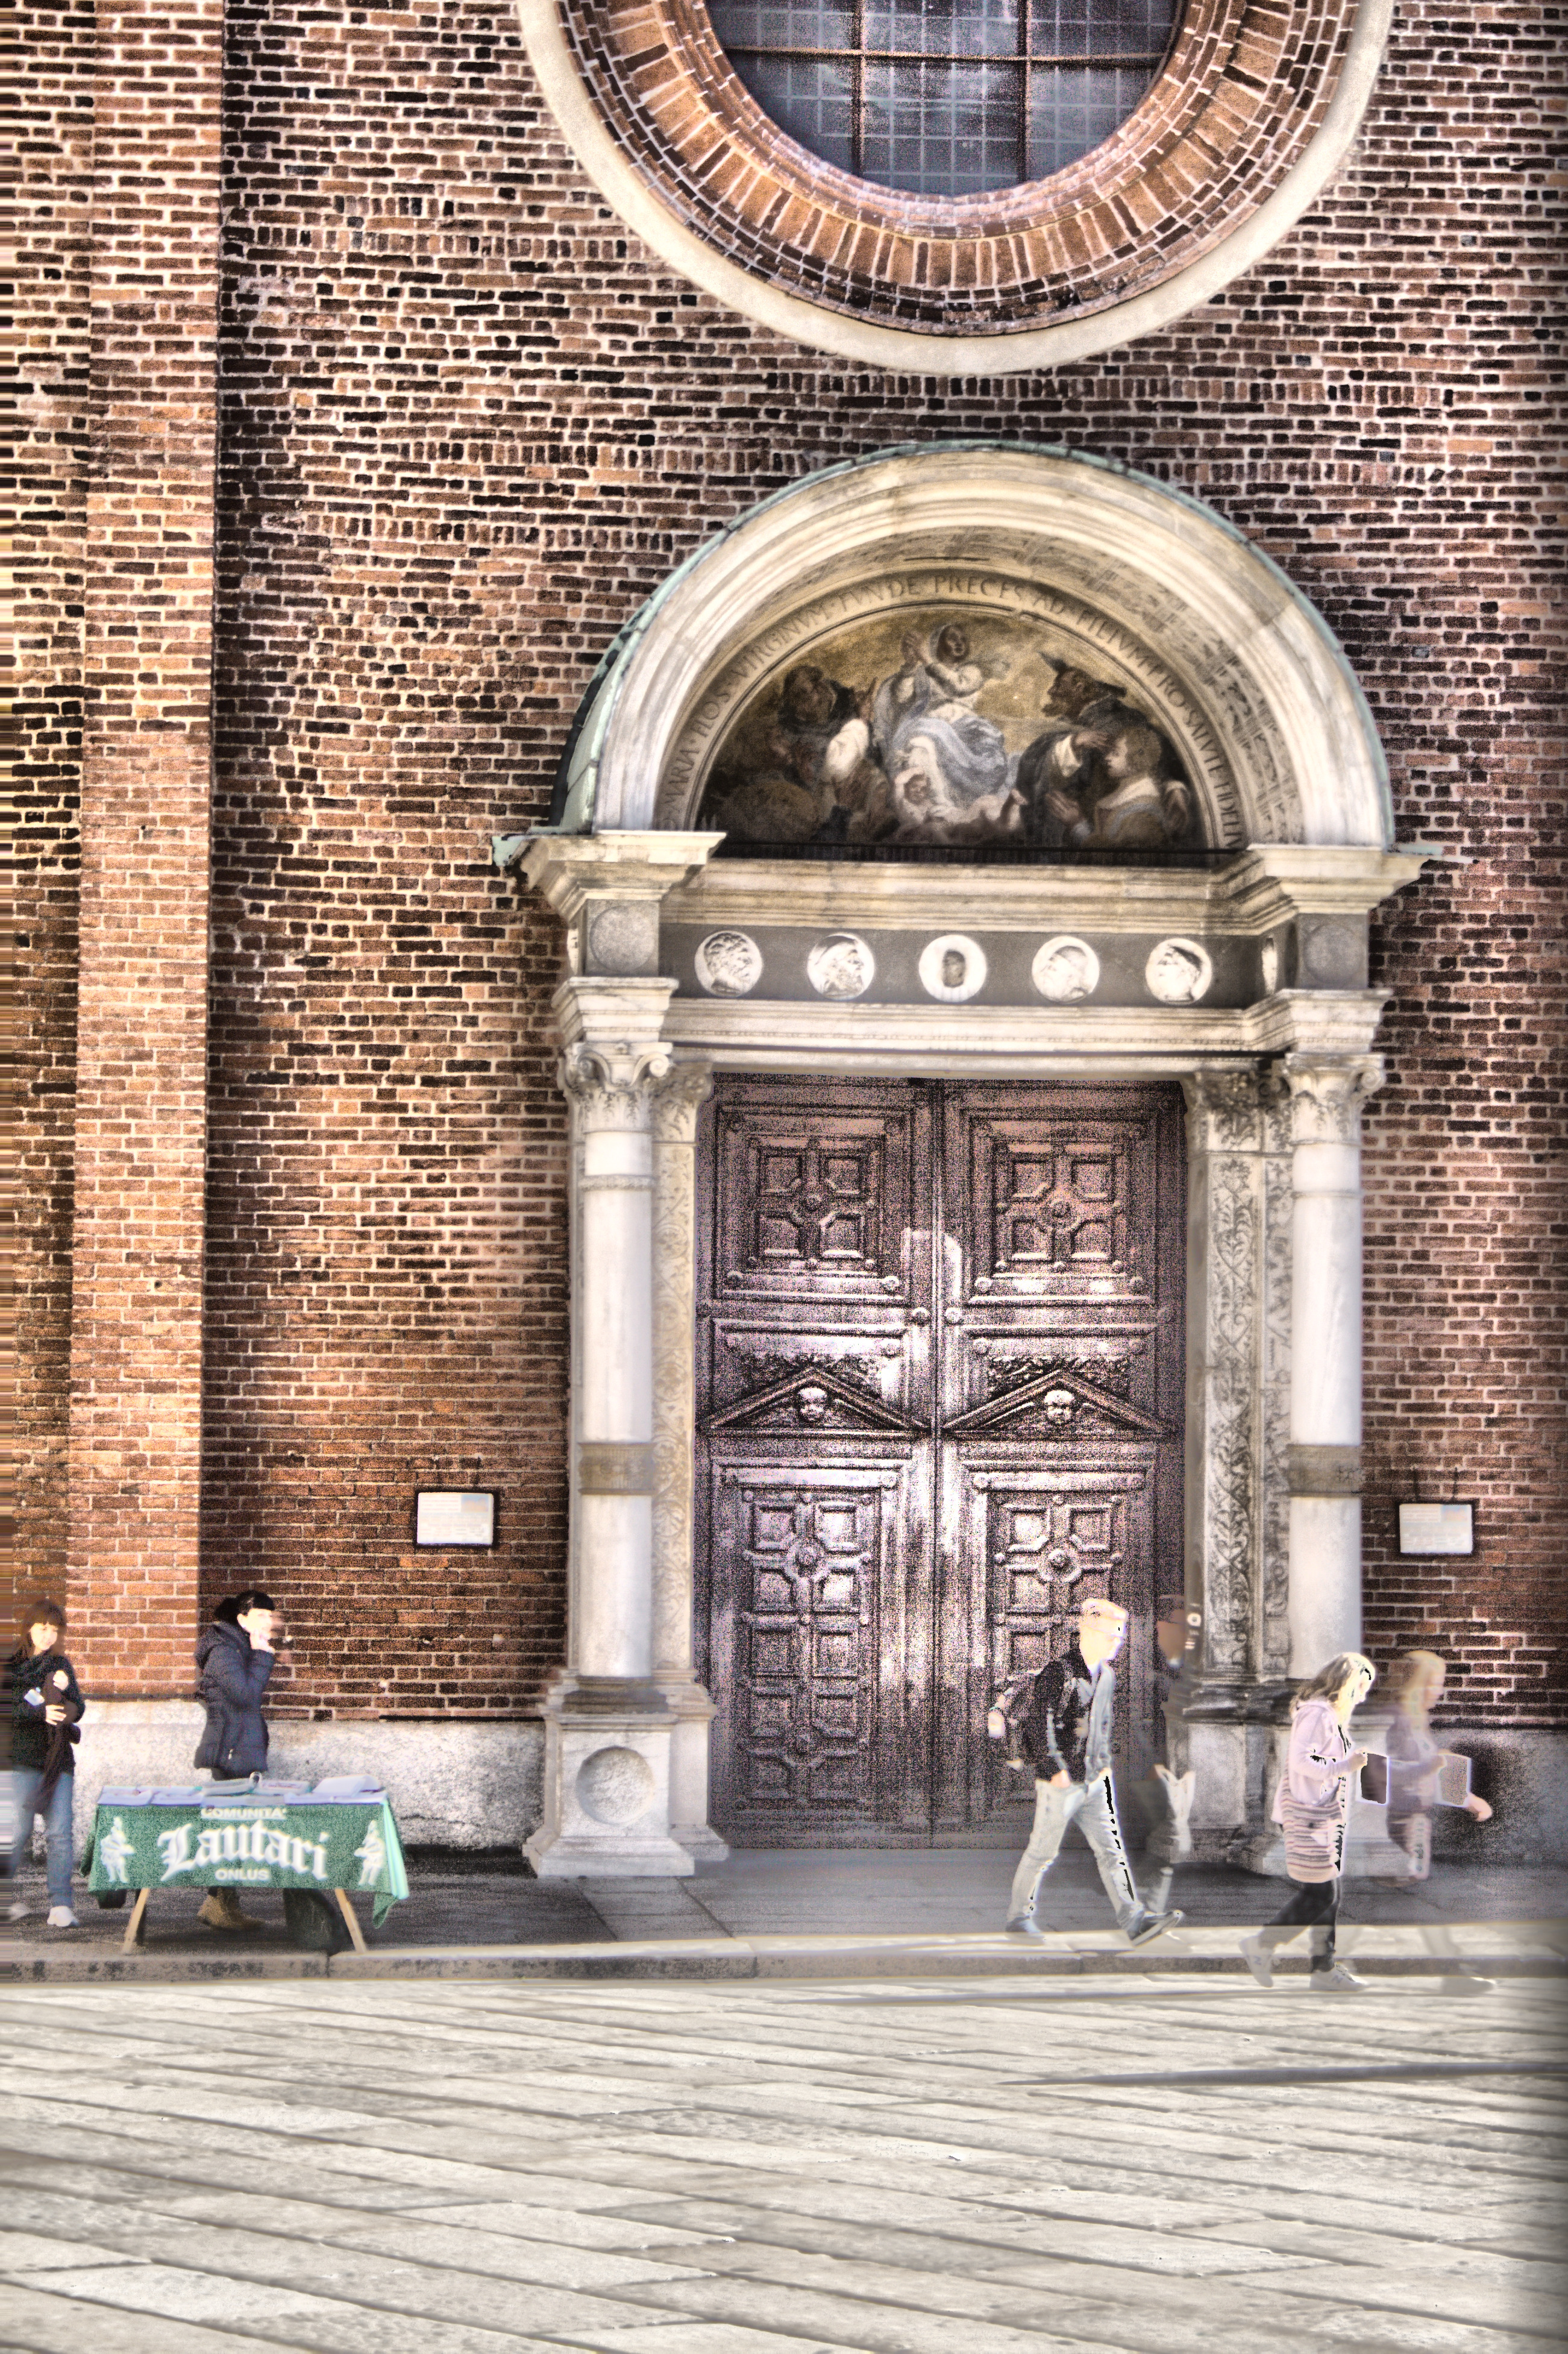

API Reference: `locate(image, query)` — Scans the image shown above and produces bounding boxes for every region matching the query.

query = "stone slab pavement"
[1,1970,1564,2353]
[6,1850,1566,1986]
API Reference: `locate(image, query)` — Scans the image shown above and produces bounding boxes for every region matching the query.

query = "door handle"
[908,1308,930,1326]
[946,1307,965,1326]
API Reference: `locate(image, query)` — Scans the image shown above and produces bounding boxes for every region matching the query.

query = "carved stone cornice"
[512,831,723,923]
[1282,1052,1385,1146]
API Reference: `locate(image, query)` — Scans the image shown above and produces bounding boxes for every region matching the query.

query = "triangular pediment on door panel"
[945,1364,1170,1442]
[702,1360,921,1437]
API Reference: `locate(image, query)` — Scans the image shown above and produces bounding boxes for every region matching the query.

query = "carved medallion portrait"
[918,934,987,1003]
[695,929,764,997]
[806,932,876,1000]
[1032,936,1101,1003]
[1146,938,1214,1005]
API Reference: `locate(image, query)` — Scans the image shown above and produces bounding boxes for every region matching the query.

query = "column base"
[659,1673,729,1863]
[524,1677,695,1879]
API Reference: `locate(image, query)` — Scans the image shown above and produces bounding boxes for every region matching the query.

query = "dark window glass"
[709,0,1177,195]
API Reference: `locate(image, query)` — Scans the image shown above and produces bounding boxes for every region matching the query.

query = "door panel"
[697,1076,1184,1846]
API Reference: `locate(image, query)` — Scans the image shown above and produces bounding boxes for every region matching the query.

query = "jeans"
[1008,1770,1144,1930]
[2,1769,76,1909]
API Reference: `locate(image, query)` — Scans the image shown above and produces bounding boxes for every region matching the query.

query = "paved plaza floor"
[8,1847,1567,1977]
[1,1970,1564,2353]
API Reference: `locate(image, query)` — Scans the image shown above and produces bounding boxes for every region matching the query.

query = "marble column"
[526,976,695,1877]
[1282,1053,1384,1675]
[650,1061,728,1861]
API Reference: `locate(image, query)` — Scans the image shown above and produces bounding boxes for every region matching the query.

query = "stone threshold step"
[6,1921,1564,1986]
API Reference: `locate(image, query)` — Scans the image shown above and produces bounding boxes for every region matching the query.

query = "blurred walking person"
[1382,1648,1495,1992]
[1241,1651,1375,1992]
[4,1600,86,1929]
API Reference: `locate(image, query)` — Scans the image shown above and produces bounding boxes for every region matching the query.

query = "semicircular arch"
[566,445,1391,852]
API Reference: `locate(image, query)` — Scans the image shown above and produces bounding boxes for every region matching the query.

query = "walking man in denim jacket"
[991,1596,1183,1945]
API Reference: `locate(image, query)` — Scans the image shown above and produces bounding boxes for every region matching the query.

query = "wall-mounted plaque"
[415,1490,497,1547]
[1396,1501,1475,1556]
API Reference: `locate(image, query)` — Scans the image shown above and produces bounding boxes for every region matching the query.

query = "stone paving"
[9,1847,1566,1977]
[1,1972,1564,2352]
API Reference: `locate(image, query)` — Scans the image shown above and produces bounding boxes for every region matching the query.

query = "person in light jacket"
[1241,1651,1375,1993]
[193,1587,279,1932]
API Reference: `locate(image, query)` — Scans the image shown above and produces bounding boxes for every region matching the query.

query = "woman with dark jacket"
[4,1599,86,1929]
[193,1587,278,1931]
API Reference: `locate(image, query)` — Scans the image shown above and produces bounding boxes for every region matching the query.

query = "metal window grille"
[709,1,1178,196]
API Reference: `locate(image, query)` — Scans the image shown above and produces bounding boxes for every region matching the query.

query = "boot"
[198,1887,262,1932]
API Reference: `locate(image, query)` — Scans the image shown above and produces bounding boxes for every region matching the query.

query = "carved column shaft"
[1283,1053,1383,1674]
[650,1062,727,1858]
[1179,1066,1296,1841]
[1182,1069,1267,1692]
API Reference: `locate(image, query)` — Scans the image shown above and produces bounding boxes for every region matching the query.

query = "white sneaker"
[46,1906,78,1930]
[6,1901,31,1923]
[1310,1962,1370,1992]
[1240,1934,1274,1989]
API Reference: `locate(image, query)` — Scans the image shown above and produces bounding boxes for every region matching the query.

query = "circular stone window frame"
[519,0,1393,372]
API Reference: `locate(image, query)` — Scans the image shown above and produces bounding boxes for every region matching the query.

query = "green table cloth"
[87,1786,409,1928]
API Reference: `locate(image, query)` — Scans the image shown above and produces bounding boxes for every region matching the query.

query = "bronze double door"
[695,1077,1185,1845]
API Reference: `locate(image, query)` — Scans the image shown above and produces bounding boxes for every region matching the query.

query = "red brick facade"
[17,0,1563,1733]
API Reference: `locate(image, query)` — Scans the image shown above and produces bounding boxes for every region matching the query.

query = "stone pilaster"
[1178,1067,1287,1844]
[650,1061,727,1861]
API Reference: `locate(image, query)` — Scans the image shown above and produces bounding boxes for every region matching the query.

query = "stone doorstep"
[6,1921,1564,1987]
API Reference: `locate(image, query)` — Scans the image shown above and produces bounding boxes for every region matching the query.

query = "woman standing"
[1241,1651,1376,1993]
[193,1587,278,1931]
[4,1600,86,1929]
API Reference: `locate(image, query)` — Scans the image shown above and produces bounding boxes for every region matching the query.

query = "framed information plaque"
[1397,1501,1475,1557]
[414,1490,497,1547]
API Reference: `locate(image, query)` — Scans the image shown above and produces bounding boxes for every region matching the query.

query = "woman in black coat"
[193,1587,278,1930]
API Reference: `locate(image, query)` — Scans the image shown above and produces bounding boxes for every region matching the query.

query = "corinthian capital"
[651,1061,713,1146]
[1282,1053,1385,1146]
[559,1037,673,1128]
[1181,1067,1264,1153]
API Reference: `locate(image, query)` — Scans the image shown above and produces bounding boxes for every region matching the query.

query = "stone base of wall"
[64,1704,545,1853]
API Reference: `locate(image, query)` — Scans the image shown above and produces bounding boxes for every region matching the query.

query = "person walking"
[4,1600,86,1929]
[193,1587,279,1932]
[1381,1648,1495,1993]
[1241,1651,1375,1993]
[993,1595,1183,1946]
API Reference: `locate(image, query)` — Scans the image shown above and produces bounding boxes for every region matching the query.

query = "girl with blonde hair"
[1241,1652,1376,1993]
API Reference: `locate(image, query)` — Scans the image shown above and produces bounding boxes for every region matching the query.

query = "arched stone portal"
[498,445,1429,1875]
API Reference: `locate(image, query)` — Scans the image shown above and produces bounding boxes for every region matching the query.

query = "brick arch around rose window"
[518,0,1393,371]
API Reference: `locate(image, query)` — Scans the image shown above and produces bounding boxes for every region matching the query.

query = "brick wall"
[11,4,92,1641]
[22,0,1561,1726]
